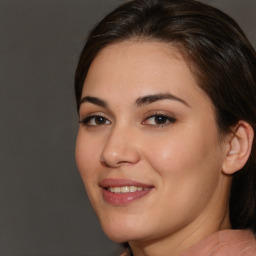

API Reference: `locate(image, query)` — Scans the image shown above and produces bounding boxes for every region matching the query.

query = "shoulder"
[180,229,256,256]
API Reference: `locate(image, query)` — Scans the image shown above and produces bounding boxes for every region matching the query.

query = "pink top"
[120,229,256,256]
[179,229,256,256]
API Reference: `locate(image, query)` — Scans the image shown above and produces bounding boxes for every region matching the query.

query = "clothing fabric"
[120,247,132,256]
[120,229,256,256]
[179,229,256,256]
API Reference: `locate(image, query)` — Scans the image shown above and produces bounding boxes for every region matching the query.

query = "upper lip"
[99,178,154,189]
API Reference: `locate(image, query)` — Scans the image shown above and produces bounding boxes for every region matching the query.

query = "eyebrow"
[135,93,190,107]
[79,93,190,109]
[79,96,108,108]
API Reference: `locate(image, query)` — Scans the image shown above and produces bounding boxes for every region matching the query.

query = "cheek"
[143,125,222,191]
[75,130,100,183]
[141,130,223,227]
[75,130,102,207]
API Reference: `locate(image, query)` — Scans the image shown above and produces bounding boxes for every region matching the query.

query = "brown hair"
[75,0,256,231]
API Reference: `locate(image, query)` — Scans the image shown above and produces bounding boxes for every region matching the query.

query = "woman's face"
[76,41,230,244]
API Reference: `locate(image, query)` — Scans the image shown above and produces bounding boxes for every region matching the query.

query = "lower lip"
[102,189,152,205]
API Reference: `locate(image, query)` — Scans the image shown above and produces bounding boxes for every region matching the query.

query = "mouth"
[100,179,154,205]
[107,186,150,193]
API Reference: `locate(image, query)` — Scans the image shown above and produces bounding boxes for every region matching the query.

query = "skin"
[75,41,233,256]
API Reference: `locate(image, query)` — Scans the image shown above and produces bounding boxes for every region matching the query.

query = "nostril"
[117,160,135,166]
[100,159,112,168]
[100,159,134,168]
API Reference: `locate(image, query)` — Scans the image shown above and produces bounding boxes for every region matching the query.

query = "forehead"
[88,40,184,77]
[82,40,207,105]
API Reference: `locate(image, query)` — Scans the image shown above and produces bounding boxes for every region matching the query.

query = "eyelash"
[143,113,177,127]
[79,113,176,127]
[79,115,111,126]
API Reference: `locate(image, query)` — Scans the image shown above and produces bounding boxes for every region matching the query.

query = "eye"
[143,114,176,126]
[79,115,111,126]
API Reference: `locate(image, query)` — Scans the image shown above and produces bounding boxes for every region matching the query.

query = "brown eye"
[154,116,169,125]
[79,115,111,126]
[144,114,176,126]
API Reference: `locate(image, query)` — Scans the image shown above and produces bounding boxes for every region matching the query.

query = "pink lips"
[100,178,154,205]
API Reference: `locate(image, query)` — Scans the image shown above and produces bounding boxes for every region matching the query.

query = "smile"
[100,179,154,205]
[107,186,149,193]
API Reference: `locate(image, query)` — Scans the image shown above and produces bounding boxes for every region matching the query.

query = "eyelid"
[79,110,110,120]
[142,111,177,127]
[79,112,112,127]
[79,110,176,127]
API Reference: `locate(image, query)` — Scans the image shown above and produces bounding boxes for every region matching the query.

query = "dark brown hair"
[75,0,256,231]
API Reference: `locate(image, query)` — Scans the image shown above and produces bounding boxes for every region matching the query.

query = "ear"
[222,121,254,175]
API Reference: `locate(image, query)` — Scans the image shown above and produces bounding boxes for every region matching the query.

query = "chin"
[99,217,146,243]
[105,232,132,243]
[102,227,137,243]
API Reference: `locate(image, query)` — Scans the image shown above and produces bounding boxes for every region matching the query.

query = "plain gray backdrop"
[0,1,255,256]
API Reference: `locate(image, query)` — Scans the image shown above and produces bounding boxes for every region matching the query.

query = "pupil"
[96,116,105,124]
[155,116,166,124]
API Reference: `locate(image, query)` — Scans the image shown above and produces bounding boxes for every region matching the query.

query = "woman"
[75,0,256,255]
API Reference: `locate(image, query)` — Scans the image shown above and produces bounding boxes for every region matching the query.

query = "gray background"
[0,1,255,256]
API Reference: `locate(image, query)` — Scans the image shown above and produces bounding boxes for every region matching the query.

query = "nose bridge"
[100,123,139,167]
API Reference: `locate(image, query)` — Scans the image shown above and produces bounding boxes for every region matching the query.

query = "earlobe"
[222,121,254,175]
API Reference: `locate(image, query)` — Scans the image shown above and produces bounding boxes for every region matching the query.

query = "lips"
[100,178,154,205]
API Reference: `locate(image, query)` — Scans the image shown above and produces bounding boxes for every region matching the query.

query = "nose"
[100,125,140,168]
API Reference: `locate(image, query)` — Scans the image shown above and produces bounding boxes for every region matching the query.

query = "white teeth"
[120,186,129,193]
[112,187,121,193]
[108,186,145,193]
[129,186,137,192]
